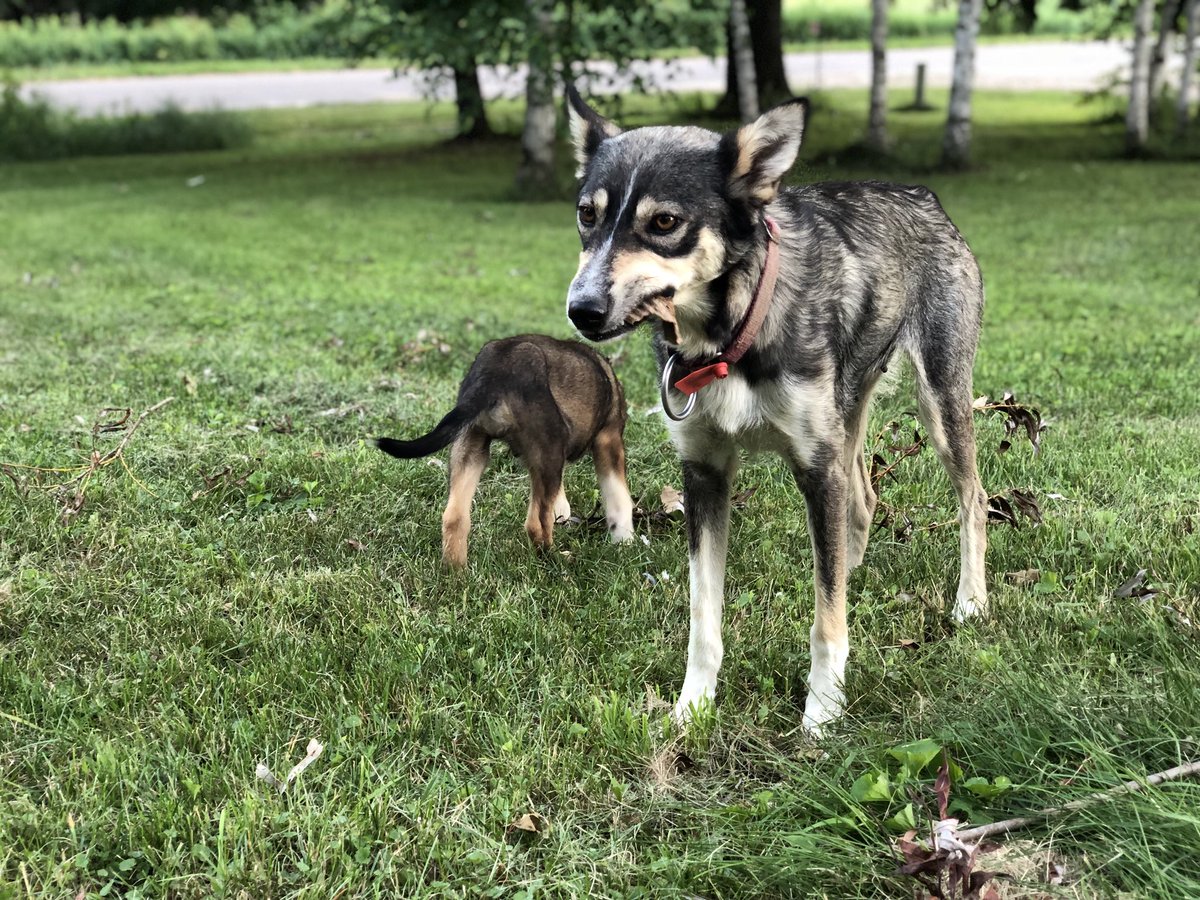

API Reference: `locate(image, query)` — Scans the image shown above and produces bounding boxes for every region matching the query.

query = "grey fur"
[564,88,988,732]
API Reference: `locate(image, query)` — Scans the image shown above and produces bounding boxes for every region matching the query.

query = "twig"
[870,434,927,489]
[0,397,175,510]
[957,759,1200,843]
[60,396,175,488]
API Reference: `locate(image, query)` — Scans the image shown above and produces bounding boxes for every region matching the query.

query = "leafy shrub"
[0,0,1091,70]
[0,1,361,67]
[0,80,252,160]
[781,5,1087,44]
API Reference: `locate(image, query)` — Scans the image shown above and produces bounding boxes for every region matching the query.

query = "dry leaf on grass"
[987,494,1018,526]
[975,392,1047,454]
[1114,569,1156,601]
[256,738,324,794]
[1005,569,1041,587]
[1008,489,1042,524]
[660,485,685,519]
[507,812,548,838]
[731,486,758,508]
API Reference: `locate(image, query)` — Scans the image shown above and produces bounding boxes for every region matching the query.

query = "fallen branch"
[956,759,1200,843]
[895,757,1200,898]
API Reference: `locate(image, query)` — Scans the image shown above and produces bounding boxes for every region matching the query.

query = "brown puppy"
[376,334,635,567]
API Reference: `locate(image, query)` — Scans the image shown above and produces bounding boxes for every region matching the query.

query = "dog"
[375,334,635,567]
[563,88,988,734]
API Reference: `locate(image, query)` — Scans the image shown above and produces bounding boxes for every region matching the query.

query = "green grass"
[1,91,1199,898]
[0,81,252,161]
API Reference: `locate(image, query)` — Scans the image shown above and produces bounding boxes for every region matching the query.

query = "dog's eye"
[578,204,597,227]
[650,213,680,235]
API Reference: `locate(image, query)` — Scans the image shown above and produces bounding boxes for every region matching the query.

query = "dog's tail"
[374,405,473,460]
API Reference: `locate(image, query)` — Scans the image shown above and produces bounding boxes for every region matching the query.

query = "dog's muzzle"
[567,293,608,335]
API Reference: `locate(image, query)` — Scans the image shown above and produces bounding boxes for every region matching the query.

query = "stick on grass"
[957,759,1200,843]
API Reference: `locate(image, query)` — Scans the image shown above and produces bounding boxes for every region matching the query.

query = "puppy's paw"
[608,518,634,544]
[554,495,572,524]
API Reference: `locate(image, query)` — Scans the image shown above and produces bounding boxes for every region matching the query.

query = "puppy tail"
[374,406,472,459]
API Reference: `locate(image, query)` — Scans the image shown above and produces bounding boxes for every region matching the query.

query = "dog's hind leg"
[524,451,566,552]
[592,423,634,543]
[673,444,740,722]
[844,398,879,570]
[790,444,851,736]
[910,311,988,622]
[442,429,491,568]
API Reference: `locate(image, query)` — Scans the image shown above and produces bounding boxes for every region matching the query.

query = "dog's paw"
[554,495,572,524]
[672,681,716,725]
[801,687,845,738]
[952,588,987,623]
[608,519,634,544]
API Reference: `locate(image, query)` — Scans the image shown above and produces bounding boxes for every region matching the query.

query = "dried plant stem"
[871,435,926,489]
[0,397,175,507]
[957,759,1200,843]
[63,395,175,486]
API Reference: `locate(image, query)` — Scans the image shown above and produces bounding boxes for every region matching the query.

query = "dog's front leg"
[673,450,739,723]
[791,458,850,736]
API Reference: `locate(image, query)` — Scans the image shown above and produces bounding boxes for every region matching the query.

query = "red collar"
[672,215,782,395]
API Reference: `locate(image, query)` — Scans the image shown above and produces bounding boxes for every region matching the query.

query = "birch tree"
[940,0,983,169]
[1127,0,1156,154]
[1149,0,1182,104]
[1179,0,1199,133]
[867,0,889,153]
[515,0,557,197]
[719,0,791,117]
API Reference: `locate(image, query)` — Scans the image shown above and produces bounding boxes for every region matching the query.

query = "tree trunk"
[716,22,740,117]
[1127,0,1156,155]
[750,0,791,107]
[730,0,759,122]
[515,0,557,199]
[719,1,790,117]
[1149,0,1182,107]
[1179,0,1199,134]
[867,0,889,152]
[452,58,493,141]
[940,0,983,169]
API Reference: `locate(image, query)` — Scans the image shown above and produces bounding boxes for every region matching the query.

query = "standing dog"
[563,88,988,734]
[376,334,634,567]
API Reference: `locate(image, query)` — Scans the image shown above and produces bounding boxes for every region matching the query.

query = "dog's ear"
[723,97,808,206]
[566,85,621,177]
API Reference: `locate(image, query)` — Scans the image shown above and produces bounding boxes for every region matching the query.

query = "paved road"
[22,40,1152,117]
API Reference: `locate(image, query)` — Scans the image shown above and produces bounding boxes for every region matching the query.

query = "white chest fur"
[666,370,837,467]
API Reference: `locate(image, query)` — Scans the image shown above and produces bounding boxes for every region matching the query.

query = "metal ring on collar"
[660,352,697,422]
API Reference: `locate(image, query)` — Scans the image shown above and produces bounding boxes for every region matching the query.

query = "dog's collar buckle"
[661,352,702,421]
[674,361,729,395]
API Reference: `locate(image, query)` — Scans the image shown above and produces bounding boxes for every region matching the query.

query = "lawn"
[1,91,1198,898]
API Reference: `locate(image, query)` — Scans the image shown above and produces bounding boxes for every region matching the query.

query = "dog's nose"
[568,295,608,332]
